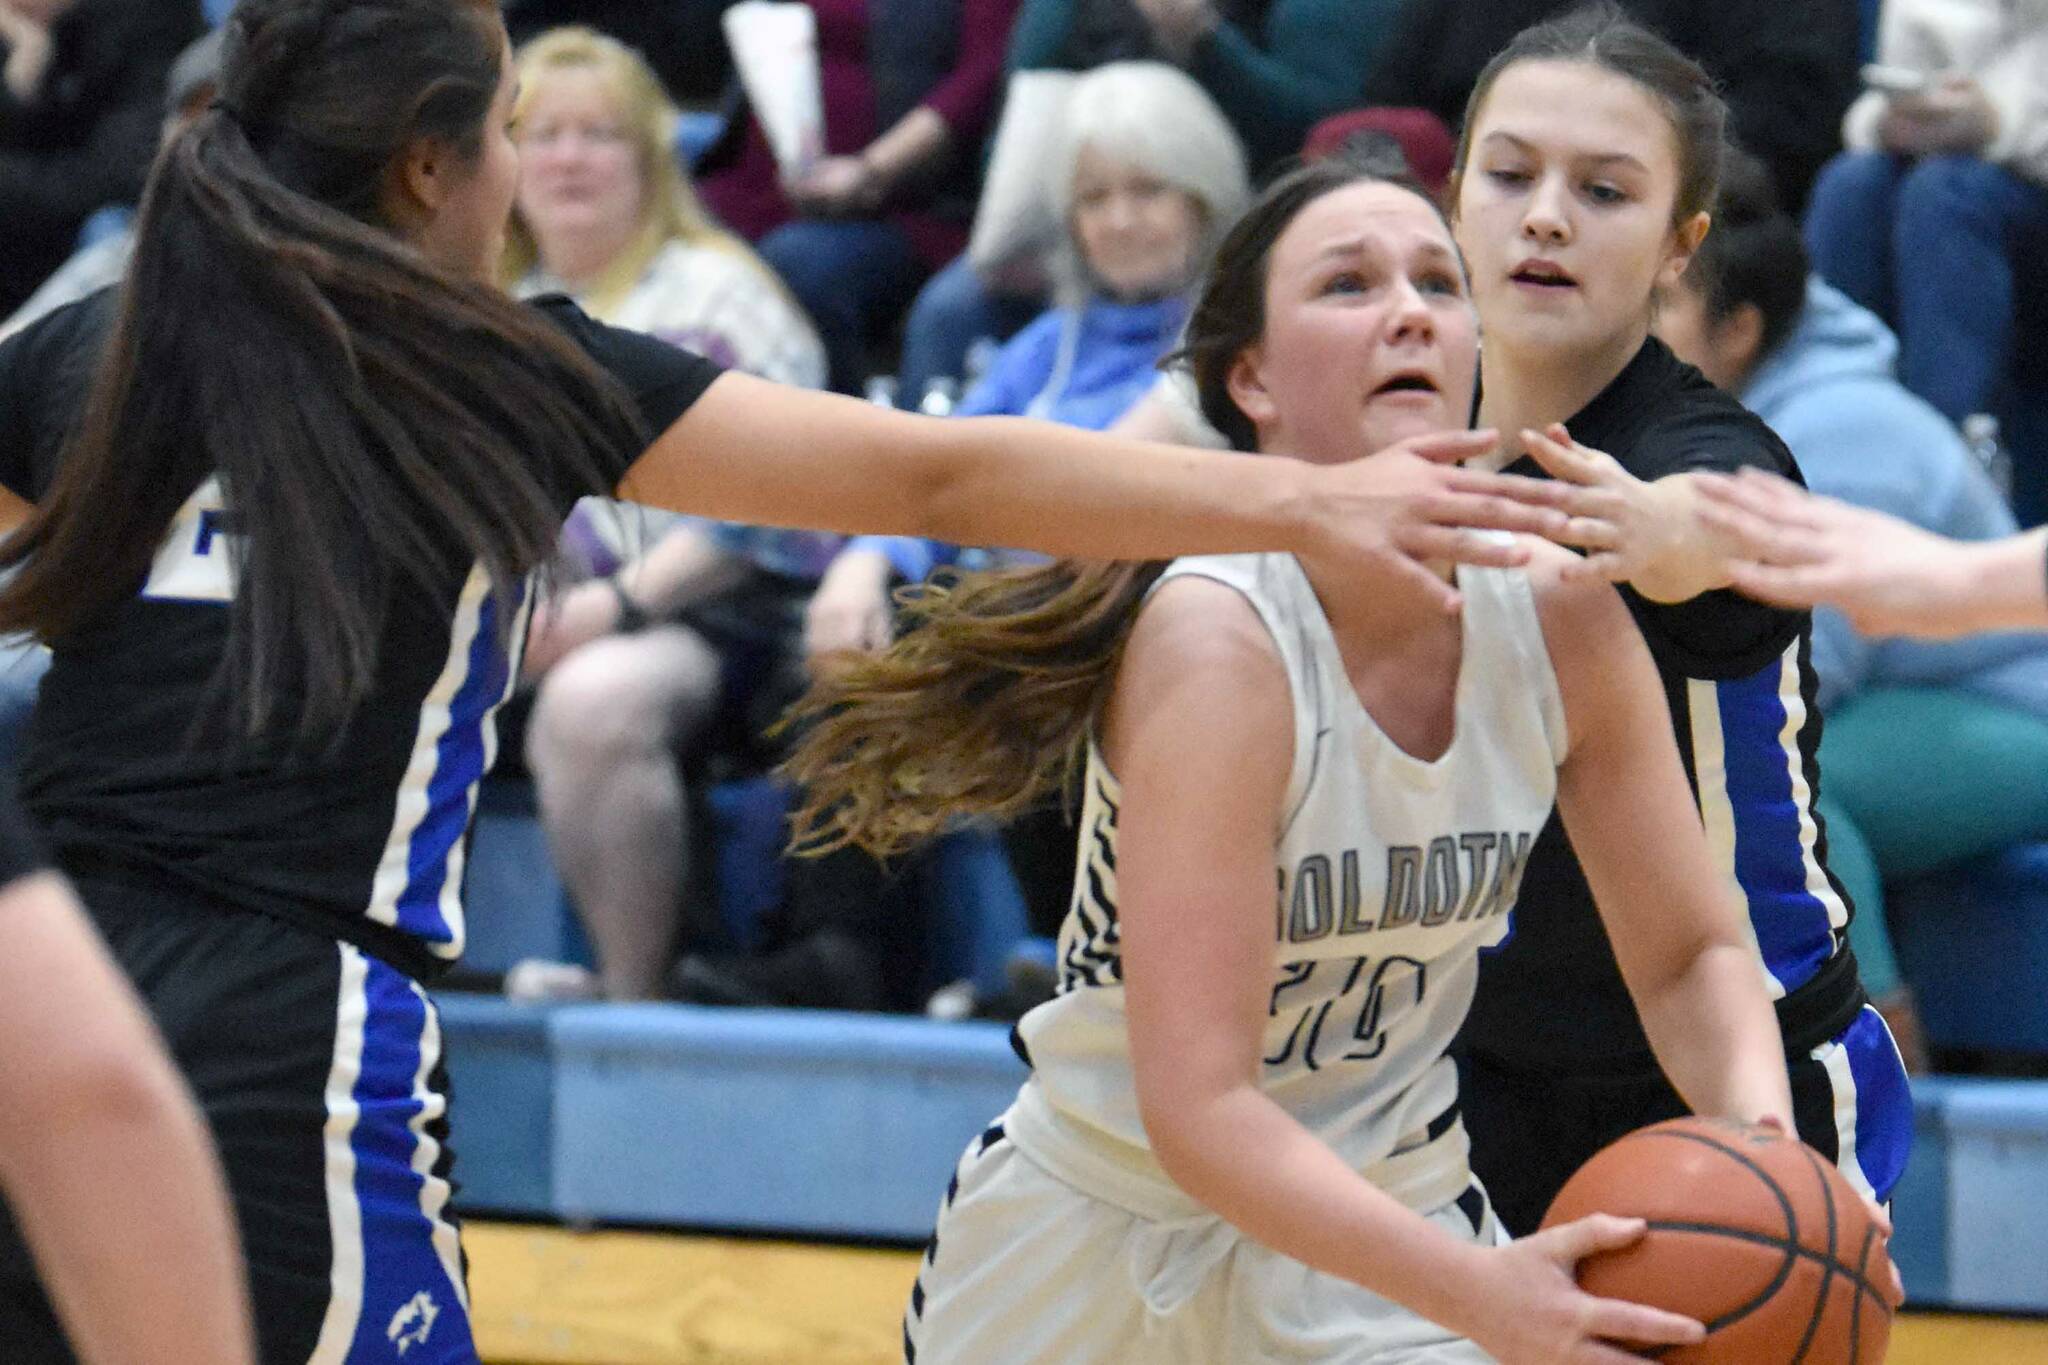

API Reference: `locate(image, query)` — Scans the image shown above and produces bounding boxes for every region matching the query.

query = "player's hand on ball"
[1466,1215,1707,1365]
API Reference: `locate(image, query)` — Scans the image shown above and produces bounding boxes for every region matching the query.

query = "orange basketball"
[1539,1117,1895,1364]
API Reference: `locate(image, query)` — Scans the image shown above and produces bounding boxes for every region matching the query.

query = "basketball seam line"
[1638,1222,1892,1310]
[1849,1219,1878,1363]
[1788,1141,1841,1365]
[1638,1129,1804,1335]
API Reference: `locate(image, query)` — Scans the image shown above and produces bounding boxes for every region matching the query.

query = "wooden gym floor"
[466,1221,2048,1365]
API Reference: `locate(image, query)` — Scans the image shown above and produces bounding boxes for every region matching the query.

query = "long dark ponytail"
[0,0,646,741]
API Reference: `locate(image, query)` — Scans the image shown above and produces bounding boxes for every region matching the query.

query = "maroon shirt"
[699,0,1018,269]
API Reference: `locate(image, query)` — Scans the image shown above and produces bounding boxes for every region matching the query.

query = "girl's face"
[1228,181,1479,464]
[1069,144,1207,302]
[1453,59,1706,363]
[511,66,646,253]
[411,30,525,282]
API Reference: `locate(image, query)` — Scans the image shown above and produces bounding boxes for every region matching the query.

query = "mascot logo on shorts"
[387,1291,440,1355]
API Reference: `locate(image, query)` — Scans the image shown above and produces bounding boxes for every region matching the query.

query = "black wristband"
[608,577,652,634]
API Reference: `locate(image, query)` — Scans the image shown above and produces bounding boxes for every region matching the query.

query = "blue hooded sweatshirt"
[1742,279,2048,717]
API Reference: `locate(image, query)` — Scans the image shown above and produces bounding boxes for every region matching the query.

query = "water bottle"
[864,374,899,409]
[918,377,961,418]
[1962,412,2012,502]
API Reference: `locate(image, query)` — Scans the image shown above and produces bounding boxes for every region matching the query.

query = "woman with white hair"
[804,61,1250,663]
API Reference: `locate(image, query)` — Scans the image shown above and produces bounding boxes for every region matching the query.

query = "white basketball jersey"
[1006,552,1570,1220]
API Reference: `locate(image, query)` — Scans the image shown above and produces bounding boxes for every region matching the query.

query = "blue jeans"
[1805,152,2048,424]
[896,254,1044,403]
[755,218,927,393]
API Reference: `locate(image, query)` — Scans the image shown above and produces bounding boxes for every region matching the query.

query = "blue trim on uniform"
[394,586,519,943]
[1715,657,1835,993]
[346,956,474,1361]
[1842,1006,1913,1203]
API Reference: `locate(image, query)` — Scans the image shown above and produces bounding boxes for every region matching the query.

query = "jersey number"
[1264,954,1426,1072]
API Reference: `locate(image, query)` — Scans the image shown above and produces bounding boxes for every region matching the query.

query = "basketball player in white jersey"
[782,156,1811,1364]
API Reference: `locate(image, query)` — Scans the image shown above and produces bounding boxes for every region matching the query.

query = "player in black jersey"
[0,2,1621,1360]
[1443,5,1913,1235]
[0,794,255,1365]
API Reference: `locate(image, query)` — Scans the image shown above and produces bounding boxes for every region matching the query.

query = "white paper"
[722,1,826,183]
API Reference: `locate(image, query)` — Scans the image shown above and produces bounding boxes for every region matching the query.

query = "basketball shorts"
[1459,1003,1914,1237]
[903,1123,1504,1365]
[0,896,477,1364]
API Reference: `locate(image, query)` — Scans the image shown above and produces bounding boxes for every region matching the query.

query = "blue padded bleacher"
[550,1006,1023,1239]
[433,994,2048,1311]
[1887,843,2048,1056]
[436,993,558,1215]
[1890,1077,2048,1312]
[435,995,1025,1239]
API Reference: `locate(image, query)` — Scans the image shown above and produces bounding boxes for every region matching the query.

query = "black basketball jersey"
[0,290,721,979]
[1459,338,1865,1071]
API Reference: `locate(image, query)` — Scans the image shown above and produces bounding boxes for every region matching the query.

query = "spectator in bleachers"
[900,0,1402,404]
[499,28,840,1003]
[1358,0,1862,212]
[696,0,1020,393]
[681,62,1253,1008]
[1802,0,2048,517]
[520,510,843,1002]
[1657,149,2048,1070]
[502,25,825,388]
[0,0,204,315]
[810,61,1248,668]
[2,26,223,340]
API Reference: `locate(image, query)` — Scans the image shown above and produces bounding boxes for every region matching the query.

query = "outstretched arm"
[1534,558,1793,1129]
[1695,467,2048,638]
[0,871,255,1365]
[625,374,1620,614]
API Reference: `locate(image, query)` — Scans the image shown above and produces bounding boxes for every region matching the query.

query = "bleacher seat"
[1890,1077,2048,1312]
[549,1005,1023,1239]
[435,993,559,1215]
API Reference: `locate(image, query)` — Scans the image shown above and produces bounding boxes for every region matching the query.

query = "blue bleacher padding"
[435,993,2048,1304]
[1890,1084,1951,1305]
[1933,1079,2048,1311]
[436,993,560,1217]
[1888,844,2048,1055]
[549,1005,1026,1240]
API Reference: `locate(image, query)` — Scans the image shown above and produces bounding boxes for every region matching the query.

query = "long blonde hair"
[500,27,762,317]
[781,561,1166,859]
